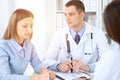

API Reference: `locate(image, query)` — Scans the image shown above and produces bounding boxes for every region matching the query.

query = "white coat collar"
[84,22,93,34]
[64,22,94,45]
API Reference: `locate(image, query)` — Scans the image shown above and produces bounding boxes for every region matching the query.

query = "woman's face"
[16,17,33,42]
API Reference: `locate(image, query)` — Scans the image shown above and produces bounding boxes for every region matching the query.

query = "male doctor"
[43,0,109,73]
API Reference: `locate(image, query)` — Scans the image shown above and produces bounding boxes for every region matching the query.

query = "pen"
[56,74,65,80]
[71,57,73,73]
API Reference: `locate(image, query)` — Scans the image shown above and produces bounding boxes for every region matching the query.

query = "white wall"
[0,0,15,38]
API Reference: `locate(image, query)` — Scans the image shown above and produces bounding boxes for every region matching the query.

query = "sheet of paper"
[54,71,90,80]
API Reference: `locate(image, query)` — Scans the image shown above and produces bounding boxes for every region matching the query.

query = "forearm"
[79,64,95,73]
[47,63,59,71]
[0,74,29,80]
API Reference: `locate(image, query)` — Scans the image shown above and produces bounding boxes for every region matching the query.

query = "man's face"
[64,5,84,29]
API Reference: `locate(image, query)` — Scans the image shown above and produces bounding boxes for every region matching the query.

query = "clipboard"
[54,71,90,80]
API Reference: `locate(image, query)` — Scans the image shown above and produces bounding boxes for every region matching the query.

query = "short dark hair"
[103,1,120,44]
[65,0,85,13]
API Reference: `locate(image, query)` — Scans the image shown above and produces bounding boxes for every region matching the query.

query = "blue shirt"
[70,23,85,40]
[0,39,44,80]
[48,23,95,73]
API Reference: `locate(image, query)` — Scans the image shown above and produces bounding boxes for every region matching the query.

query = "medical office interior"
[0,0,112,76]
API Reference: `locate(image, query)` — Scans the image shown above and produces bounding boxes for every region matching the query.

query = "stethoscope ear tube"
[66,34,70,53]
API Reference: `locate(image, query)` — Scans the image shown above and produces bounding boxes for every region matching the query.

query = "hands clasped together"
[57,59,90,73]
[30,68,55,80]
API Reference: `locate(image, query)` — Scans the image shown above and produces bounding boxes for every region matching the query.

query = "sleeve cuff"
[88,64,96,73]
[47,63,60,71]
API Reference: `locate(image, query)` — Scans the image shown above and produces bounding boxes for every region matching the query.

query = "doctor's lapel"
[79,33,87,45]
[67,32,77,46]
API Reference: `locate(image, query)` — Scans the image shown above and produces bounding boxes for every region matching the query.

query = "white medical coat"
[94,40,120,80]
[43,22,109,69]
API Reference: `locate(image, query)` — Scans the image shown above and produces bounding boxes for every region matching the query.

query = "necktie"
[75,33,80,44]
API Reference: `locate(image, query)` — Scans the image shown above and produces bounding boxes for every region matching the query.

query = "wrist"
[38,68,46,74]
[30,75,38,80]
[56,63,61,71]
[81,65,90,72]
[85,65,90,72]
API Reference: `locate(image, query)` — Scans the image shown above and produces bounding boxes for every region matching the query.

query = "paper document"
[54,71,90,80]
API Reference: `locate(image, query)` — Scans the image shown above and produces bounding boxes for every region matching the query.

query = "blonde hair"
[3,8,34,40]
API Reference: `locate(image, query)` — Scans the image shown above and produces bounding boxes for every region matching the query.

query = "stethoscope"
[66,33,93,58]
[66,34,72,59]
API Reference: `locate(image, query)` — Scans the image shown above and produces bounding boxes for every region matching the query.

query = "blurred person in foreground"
[94,1,120,80]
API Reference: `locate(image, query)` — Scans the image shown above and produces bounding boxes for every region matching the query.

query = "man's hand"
[72,59,90,72]
[57,61,72,73]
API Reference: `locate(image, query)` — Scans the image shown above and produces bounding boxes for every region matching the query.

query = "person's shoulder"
[85,22,104,35]
[89,25,104,36]
[0,39,8,46]
[102,43,120,62]
[85,22,102,31]
[0,39,11,51]
[110,41,120,58]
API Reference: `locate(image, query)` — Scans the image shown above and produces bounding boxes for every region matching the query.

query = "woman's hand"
[30,71,50,80]
[48,69,55,80]
[38,68,55,80]
[57,61,72,73]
